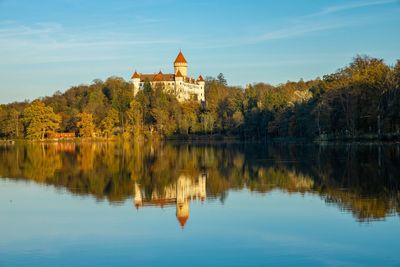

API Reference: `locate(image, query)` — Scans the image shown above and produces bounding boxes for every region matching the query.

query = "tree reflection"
[0,142,399,223]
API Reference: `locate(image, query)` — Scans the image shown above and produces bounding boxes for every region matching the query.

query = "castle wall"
[132,80,205,102]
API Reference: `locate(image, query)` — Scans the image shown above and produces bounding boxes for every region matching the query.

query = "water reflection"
[134,174,206,227]
[0,142,399,223]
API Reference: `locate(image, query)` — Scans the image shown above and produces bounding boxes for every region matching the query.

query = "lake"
[0,142,399,267]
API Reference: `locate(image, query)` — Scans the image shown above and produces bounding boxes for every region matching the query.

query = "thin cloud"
[255,22,346,42]
[0,38,179,50]
[189,19,352,49]
[0,22,61,37]
[0,22,179,49]
[135,15,160,24]
[0,21,180,65]
[314,0,397,16]
[189,2,398,50]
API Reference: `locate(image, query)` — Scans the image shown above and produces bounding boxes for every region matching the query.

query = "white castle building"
[131,51,205,102]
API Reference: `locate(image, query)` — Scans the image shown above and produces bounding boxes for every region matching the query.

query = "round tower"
[176,175,189,228]
[131,71,141,96]
[174,51,188,77]
[197,75,205,101]
[133,182,143,209]
[176,200,189,228]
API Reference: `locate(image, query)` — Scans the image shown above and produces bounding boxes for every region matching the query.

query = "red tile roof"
[174,51,187,64]
[139,73,175,82]
[197,75,204,82]
[131,71,140,79]
[153,70,163,81]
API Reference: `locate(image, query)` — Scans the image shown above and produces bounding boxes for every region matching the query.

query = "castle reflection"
[134,174,206,227]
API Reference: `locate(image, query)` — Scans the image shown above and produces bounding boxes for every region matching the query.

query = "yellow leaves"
[76,112,96,138]
[100,109,119,138]
[22,100,61,140]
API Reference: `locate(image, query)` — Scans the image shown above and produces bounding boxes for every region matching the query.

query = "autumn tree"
[22,100,61,140]
[106,77,134,132]
[149,83,180,137]
[179,101,199,135]
[76,112,96,138]
[126,98,143,139]
[85,82,108,125]
[100,108,119,138]
[0,107,23,138]
[200,112,215,134]
[394,60,400,89]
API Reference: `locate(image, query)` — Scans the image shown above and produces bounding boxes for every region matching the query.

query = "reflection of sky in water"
[1,179,399,267]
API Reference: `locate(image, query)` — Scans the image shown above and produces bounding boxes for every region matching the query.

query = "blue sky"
[0,0,399,104]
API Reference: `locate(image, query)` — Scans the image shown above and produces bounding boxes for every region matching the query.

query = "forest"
[0,55,399,141]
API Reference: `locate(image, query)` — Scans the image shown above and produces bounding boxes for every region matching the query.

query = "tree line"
[0,55,399,141]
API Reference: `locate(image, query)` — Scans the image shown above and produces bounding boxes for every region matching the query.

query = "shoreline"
[2,135,399,145]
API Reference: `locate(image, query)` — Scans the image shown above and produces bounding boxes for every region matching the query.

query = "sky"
[0,0,399,104]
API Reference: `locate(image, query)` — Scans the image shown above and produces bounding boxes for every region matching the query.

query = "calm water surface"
[0,142,399,267]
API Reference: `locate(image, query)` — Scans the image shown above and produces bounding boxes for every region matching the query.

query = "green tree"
[217,73,227,86]
[148,83,180,137]
[200,112,215,134]
[100,109,119,138]
[106,77,134,132]
[0,107,22,138]
[85,84,107,125]
[126,98,143,139]
[179,101,199,135]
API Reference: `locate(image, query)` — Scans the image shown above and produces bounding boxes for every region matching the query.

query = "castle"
[131,51,205,102]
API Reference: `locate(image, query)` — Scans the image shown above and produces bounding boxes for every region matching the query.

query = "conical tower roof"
[174,51,187,64]
[131,71,140,79]
[177,215,189,228]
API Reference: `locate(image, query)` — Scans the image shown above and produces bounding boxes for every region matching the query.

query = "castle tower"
[174,51,188,77]
[176,200,189,228]
[176,175,189,228]
[131,71,140,96]
[198,173,207,201]
[197,75,205,101]
[134,182,143,209]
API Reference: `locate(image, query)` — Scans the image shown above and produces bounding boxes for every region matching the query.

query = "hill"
[1,55,399,141]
